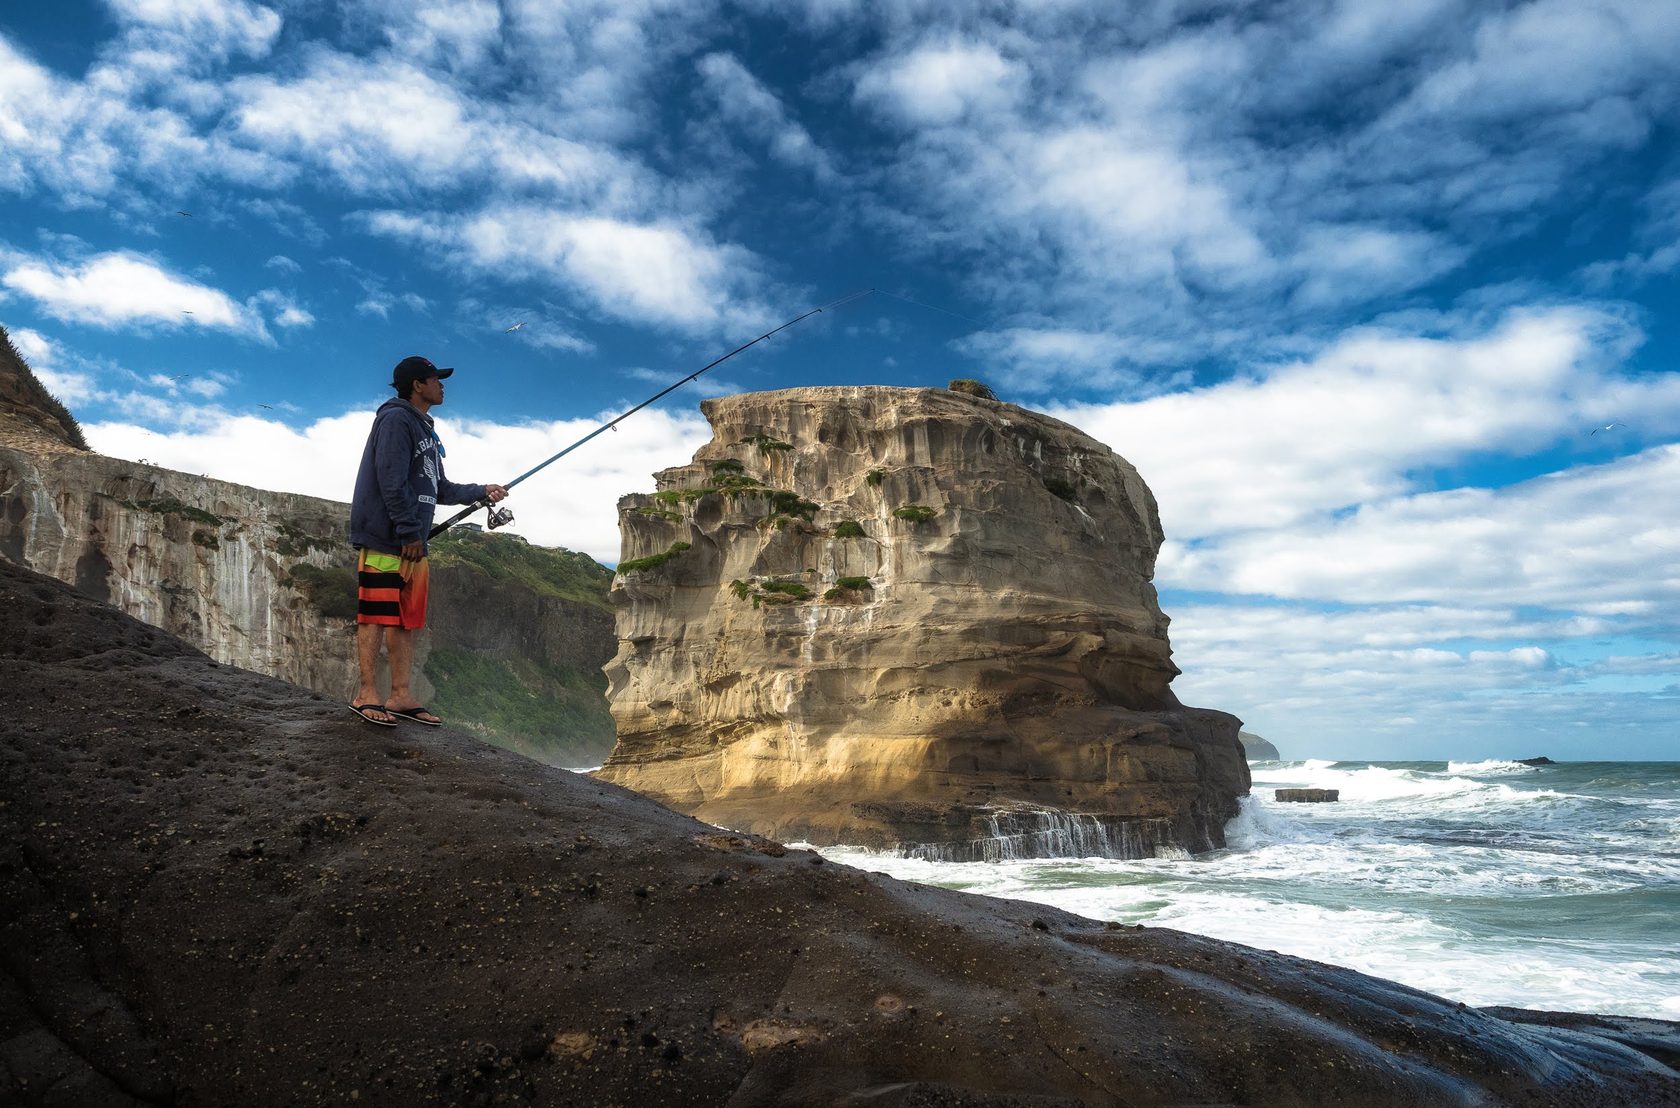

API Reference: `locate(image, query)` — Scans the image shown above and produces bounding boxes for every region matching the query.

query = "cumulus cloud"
[1050,305,1677,537]
[105,0,282,61]
[1,250,270,339]
[363,206,769,332]
[854,39,1027,126]
[1162,445,1680,612]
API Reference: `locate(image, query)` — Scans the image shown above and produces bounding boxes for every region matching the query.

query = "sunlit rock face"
[597,386,1249,858]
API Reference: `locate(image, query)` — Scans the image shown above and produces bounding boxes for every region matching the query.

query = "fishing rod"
[429,288,876,539]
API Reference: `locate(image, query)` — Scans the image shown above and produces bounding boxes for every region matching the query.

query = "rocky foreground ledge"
[2,561,1677,1106]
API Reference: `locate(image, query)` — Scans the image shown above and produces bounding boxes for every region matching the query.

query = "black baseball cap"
[391,355,454,390]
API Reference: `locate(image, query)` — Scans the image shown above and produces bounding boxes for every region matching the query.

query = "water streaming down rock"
[901,807,1182,862]
[598,386,1251,856]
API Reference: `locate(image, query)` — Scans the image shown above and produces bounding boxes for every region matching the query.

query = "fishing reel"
[486,503,515,530]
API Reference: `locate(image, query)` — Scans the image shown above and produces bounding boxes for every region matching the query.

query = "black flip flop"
[350,703,398,727]
[386,705,442,726]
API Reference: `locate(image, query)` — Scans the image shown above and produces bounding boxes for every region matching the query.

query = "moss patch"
[429,529,613,613]
[824,576,873,600]
[731,576,813,608]
[948,378,998,400]
[833,519,865,538]
[744,433,792,453]
[866,469,885,487]
[274,521,339,559]
[893,504,938,524]
[424,646,614,763]
[616,541,691,575]
[102,494,224,527]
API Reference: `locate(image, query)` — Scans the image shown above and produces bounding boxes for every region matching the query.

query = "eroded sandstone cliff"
[597,386,1249,857]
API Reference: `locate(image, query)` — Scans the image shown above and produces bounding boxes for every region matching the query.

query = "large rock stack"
[597,386,1249,857]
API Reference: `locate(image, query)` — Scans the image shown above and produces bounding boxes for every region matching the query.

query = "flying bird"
[259,403,273,410]
[1590,422,1627,435]
[504,321,527,333]
[181,310,194,315]
[172,373,190,381]
[176,210,192,218]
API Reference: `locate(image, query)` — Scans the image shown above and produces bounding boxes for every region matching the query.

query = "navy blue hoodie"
[350,398,486,555]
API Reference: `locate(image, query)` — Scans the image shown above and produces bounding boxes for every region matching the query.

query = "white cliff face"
[0,442,359,699]
[597,387,1249,858]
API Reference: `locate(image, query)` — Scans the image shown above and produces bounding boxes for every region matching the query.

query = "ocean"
[817,759,1680,1020]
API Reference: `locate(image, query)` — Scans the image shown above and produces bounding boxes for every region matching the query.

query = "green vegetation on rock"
[429,529,613,613]
[424,646,614,764]
[274,521,339,559]
[769,491,818,520]
[833,520,865,538]
[709,458,745,475]
[101,494,224,527]
[948,378,998,401]
[616,541,691,575]
[0,324,89,450]
[285,563,358,620]
[758,580,810,602]
[866,469,885,487]
[745,433,792,453]
[730,576,813,607]
[893,504,937,524]
[824,576,873,600]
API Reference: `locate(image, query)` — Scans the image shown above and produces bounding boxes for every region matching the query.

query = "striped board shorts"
[356,549,430,630]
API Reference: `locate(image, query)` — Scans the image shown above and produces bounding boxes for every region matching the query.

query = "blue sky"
[2,0,1677,761]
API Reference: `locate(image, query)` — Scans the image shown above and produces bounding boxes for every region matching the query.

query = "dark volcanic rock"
[1276,788,1341,803]
[1517,756,1556,766]
[1,559,1676,1106]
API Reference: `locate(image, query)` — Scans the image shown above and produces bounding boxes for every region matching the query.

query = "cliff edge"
[598,386,1249,858]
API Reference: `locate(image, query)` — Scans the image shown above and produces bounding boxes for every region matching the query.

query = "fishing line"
[429,287,876,539]
[870,287,991,329]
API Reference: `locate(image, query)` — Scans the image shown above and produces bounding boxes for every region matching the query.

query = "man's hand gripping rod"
[428,289,874,539]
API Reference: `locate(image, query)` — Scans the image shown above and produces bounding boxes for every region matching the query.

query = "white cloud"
[697,52,835,179]
[364,206,769,332]
[855,39,1026,126]
[1050,305,1677,537]
[1163,445,1680,612]
[1,250,269,339]
[105,0,282,61]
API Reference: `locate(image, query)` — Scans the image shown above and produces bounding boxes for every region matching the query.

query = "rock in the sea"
[1276,788,1340,803]
[598,386,1249,858]
[1517,756,1556,766]
[1240,729,1281,760]
[5,558,1679,1107]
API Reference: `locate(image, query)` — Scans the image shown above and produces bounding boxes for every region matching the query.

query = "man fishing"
[348,355,507,727]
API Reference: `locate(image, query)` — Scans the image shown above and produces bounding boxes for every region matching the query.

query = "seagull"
[172,373,190,381]
[181,310,194,315]
[176,210,192,218]
[1590,422,1627,435]
[504,321,527,333]
[259,403,273,410]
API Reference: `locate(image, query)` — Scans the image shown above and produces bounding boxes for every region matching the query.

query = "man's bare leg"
[384,628,441,722]
[353,623,395,723]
